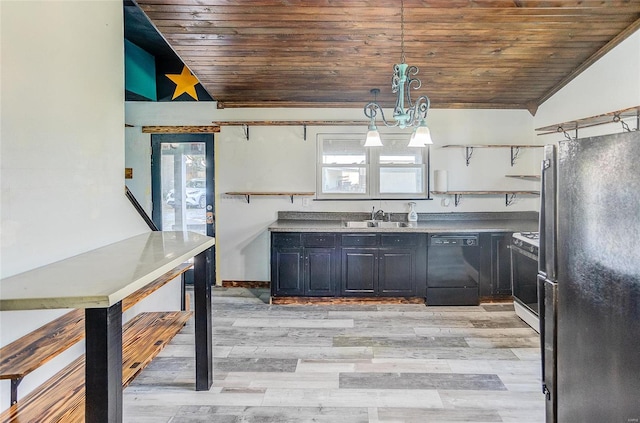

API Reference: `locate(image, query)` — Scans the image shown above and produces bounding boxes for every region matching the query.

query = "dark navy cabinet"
[271,233,337,297]
[341,234,425,297]
[272,232,427,298]
[478,232,513,300]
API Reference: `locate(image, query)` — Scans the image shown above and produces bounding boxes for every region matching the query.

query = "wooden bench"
[0,263,192,419]
[0,311,192,423]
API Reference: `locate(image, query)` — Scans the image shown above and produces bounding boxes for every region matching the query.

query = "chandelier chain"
[401,0,405,64]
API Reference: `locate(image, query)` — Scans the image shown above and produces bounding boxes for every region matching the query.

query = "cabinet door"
[491,233,512,296]
[341,248,377,295]
[305,248,336,296]
[272,248,304,296]
[378,249,415,296]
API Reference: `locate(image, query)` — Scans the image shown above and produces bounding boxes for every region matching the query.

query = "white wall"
[126,103,540,283]
[0,1,155,408]
[125,126,153,215]
[535,29,640,141]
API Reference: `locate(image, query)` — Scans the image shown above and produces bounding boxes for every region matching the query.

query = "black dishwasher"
[427,234,480,306]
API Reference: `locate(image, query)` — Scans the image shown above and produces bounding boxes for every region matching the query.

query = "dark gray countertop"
[268,211,539,234]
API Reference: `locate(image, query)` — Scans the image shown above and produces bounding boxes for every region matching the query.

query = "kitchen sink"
[342,221,410,228]
[343,221,376,228]
[375,221,410,228]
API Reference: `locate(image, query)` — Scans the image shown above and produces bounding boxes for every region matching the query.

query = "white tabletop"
[0,231,215,311]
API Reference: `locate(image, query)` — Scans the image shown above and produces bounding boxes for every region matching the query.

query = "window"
[317,133,430,199]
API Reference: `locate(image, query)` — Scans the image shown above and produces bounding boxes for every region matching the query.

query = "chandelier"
[363,0,433,147]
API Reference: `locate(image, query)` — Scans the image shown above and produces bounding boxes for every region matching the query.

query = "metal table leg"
[85,302,123,423]
[194,247,213,391]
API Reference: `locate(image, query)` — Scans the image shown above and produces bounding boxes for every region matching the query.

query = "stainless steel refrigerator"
[538,131,640,422]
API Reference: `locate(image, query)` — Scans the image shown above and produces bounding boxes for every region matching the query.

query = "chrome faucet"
[373,208,385,221]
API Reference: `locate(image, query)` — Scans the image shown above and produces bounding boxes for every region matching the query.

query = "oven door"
[511,243,539,322]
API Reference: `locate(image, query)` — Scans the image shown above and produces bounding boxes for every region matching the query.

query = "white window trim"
[316,133,430,200]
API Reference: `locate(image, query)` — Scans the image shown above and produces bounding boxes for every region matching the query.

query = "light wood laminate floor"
[124,287,545,422]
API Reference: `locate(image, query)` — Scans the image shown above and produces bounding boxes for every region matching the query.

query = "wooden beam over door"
[141,126,221,134]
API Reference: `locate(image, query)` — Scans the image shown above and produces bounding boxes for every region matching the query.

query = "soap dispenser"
[407,202,418,222]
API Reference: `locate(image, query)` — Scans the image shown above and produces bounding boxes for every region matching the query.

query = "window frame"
[316,133,431,200]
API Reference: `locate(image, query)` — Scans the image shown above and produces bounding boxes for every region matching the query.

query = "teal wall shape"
[125,39,157,101]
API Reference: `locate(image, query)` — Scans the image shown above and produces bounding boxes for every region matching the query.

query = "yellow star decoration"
[165,66,199,100]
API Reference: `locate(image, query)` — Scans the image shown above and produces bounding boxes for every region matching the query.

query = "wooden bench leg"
[85,302,123,423]
[194,247,213,391]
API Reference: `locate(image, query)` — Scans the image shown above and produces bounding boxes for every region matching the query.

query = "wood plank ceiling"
[135,0,640,114]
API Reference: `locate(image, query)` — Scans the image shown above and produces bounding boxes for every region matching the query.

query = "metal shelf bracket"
[505,193,517,206]
[242,124,250,141]
[510,146,521,166]
[303,124,307,141]
[465,147,474,166]
[454,194,462,206]
[556,125,577,141]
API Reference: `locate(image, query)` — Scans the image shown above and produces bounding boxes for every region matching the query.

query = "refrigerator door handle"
[540,145,557,280]
[538,274,558,423]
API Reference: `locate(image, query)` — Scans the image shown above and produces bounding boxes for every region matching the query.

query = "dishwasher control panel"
[430,235,478,246]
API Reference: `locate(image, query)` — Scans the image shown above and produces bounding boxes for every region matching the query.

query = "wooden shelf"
[212,121,368,141]
[505,174,541,180]
[535,106,640,137]
[225,191,315,204]
[431,190,540,207]
[440,144,544,166]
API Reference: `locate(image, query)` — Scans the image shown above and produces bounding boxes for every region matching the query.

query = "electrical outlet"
[302,198,310,207]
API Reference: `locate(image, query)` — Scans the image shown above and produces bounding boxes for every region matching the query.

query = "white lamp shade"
[364,128,383,147]
[408,124,433,147]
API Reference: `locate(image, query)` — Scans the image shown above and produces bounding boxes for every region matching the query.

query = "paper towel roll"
[434,170,448,192]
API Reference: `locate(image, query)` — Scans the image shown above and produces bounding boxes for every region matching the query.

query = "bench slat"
[122,263,192,313]
[0,311,192,423]
[0,309,84,381]
[0,263,192,383]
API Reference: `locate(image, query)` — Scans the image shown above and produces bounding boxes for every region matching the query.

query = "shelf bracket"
[465,147,474,166]
[243,194,250,204]
[289,195,295,203]
[10,377,22,405]
[510,146,521,166]
[505,193,517,207]
[454,194,462,207]
[557,125,577,141]
[303,124,307,141]
[242,124,250,141]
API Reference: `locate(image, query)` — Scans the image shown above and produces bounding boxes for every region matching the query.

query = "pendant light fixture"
[363,0,433,147]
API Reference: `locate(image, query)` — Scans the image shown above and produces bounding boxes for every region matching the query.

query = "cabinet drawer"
[272,233,301,248]
[303,233,336,247]
[341,234,378,247]
[381,234,419,247]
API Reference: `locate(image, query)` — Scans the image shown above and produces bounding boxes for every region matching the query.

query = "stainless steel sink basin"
[375,221,410,228]
[343,221,376,228]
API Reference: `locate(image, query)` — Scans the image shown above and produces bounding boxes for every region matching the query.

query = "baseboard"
[479,295,514,303]
[221,280,270,288]
[271,296,425,305]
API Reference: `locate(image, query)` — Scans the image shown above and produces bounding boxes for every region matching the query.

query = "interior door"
[151,134,215,238]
